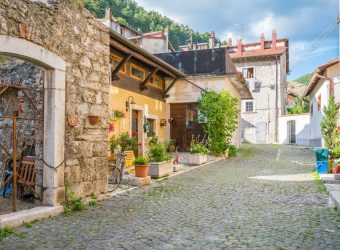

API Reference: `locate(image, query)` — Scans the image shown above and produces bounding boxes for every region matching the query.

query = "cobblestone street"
[1,144,340,249]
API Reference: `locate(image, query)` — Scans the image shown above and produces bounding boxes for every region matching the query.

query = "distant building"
[227,31,289,144]
[99,8,173,54]
[156,48,252,150]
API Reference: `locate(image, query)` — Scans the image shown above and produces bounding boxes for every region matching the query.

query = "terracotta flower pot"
[333,164,340,174]
[135,164,149,177]
[168,145,176,153]
[88,115,101,125]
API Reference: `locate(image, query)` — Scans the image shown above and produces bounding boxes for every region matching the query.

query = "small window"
[317,95,321,111]
[242,67,255,79]
[186,104,195,129]
[111,56,126,73]
[130,64,145,80]
[245,101,254,112]
[150,75,163,89]
[147,118,155,137]
[311,103,313,116]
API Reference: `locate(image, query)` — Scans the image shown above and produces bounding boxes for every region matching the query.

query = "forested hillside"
[294,72,313,85]
[82,0,220,49]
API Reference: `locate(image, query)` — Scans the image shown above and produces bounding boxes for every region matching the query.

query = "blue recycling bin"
[314,147,329,161]
[316,161,328,174]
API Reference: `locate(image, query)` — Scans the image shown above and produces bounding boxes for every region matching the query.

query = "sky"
[134,0,339,80]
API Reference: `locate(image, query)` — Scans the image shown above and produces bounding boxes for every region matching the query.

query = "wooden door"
[131,110,139,156]
[170,103,205,151]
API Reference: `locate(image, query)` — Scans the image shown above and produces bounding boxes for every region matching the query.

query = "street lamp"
[126,96,136,111]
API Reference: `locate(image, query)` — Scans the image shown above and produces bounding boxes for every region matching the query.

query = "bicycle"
[108,152,127,191]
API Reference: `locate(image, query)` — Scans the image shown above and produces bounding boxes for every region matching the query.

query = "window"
[130,64,145,80]
[317,95,321,111]
[111,56,126,73]
[186,104,195,129]
[245,101,254,112]
[310,103,313,116]
[147,118,155,137]
[150,75,163,89]
[242,67,255,79]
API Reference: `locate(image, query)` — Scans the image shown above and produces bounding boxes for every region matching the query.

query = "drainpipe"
[316,72,334,97]
[275,56,279,142]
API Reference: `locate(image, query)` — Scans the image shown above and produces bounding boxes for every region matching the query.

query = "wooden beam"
[110,40,177,78]
[163,78,178,97]
[112,54,132,80]
[140,68,159,91]
[0,86,9,97]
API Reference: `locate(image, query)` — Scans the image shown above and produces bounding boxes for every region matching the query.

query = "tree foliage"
[198,91,239,155]
[82,0,220,49]
[294,72,313,85]
[320,96,338,149]
[287,97,310,114]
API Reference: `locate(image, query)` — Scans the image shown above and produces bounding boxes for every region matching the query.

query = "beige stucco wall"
[165,75,242,147]
[109,86,167,155]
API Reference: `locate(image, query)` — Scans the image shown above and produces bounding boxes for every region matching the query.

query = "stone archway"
[0,35,66,206]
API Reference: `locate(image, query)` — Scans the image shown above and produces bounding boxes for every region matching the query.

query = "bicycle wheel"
[109,166,122,191]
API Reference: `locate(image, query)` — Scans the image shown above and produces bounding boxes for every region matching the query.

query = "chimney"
[209,31,215,48]
[237,39,243,56]
[105,8,112,21]
[260,33,265,50]
[272,30,277,49]
[227,38,232,47]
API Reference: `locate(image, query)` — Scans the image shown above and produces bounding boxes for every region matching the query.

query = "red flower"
[138,142,142,146]
[132,131,137,137]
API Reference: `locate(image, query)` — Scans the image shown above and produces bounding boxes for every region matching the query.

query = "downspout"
[275,56,279,142]
[315,72,334,97]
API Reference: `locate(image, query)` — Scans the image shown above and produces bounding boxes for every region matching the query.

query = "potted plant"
[148,142,172,178]
[88,115,101,125]
[330,146,340,174]
[133,157,149,177]
[188,139,209,165]
[167,139,176,153]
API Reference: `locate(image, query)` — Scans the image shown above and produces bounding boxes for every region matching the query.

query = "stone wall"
[0,0,110,201]
[0,58,44,195]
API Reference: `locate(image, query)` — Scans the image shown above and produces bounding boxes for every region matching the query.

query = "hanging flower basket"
[88,115,101,125]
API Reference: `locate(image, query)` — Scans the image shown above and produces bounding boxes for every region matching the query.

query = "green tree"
[82,0,220,50]
[287,97,310,114]
[294,72,314,85]
[198,91,239,155]
[320,96,338,149]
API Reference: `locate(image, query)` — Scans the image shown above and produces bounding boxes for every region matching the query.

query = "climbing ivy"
[198,91,239,155]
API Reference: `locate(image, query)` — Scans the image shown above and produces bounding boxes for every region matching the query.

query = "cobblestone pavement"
[2,144,340,249]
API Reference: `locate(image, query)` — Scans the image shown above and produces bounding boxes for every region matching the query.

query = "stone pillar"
[43,69,66,205]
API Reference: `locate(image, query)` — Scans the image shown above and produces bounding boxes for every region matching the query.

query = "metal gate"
[0,80,44,212]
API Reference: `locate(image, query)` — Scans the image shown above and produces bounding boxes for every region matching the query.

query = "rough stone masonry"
[0,0,111,203]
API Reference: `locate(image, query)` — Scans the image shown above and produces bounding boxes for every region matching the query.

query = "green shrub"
[198,91,239,155]
[190,140,209,154]
[228,145,237,157]
[133,156,149,165]
[110,132,138,153]
[0,226,13,240]
[149,142,170,162]
[330,147,340,159]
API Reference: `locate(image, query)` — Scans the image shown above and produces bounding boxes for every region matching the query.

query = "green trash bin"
[314,147,329,161]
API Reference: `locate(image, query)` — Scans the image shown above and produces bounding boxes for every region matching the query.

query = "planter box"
[188,154,207,166]
[148,161,173,178]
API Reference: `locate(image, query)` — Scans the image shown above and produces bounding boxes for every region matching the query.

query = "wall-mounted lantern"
[126,96,136,111]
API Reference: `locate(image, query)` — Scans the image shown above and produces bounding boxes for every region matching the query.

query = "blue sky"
[135,0,339,80]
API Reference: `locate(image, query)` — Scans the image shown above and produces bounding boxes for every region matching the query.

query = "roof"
[155,48,237,75]
[109,30,185,78]
[303,57,339,96]
[227,38,289,73]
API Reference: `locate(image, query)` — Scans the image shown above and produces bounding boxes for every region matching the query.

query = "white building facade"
[227,31,289,144]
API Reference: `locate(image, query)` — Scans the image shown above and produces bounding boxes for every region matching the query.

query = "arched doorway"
[0,35,66,206]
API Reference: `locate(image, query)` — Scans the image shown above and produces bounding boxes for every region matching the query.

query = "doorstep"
[0,206,64,229]
[121,174,151,186]
[325,184,340,211]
